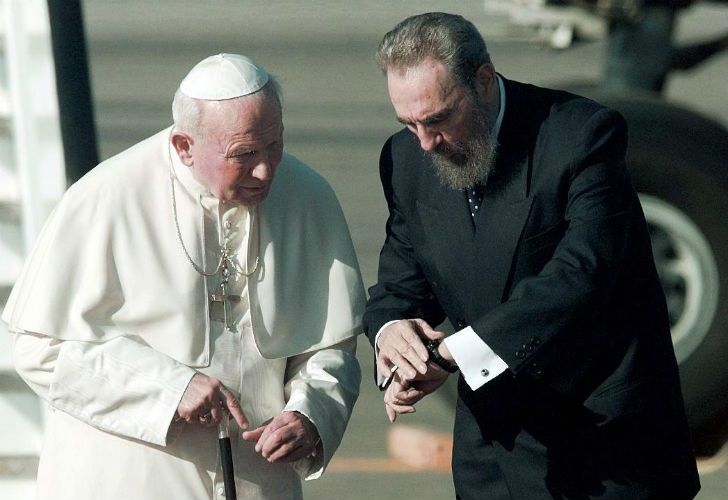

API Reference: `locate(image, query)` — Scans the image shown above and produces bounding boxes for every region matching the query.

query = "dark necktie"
[467,185,485,220]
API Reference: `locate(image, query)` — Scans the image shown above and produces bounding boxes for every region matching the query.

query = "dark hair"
[376,12,491,91]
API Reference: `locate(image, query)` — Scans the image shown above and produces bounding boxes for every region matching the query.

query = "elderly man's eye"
[424,114,448,126]
[228,151,256,163]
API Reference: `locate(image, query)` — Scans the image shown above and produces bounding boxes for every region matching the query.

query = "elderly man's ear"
[171,131,194,166]
[474,63,496,101]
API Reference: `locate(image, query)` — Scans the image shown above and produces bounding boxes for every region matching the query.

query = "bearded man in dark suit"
[364,12,700,500]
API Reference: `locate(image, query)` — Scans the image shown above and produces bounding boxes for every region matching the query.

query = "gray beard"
[426,111,498,190]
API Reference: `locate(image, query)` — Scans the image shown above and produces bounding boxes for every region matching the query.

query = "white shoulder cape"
[3,127,365,364]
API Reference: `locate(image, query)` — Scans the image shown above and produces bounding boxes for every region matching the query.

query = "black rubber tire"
[589,91,728,455]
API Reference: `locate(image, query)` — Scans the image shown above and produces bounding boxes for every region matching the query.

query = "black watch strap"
[425,339,458,373]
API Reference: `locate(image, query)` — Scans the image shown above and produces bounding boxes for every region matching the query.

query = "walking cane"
[218,415,237,500]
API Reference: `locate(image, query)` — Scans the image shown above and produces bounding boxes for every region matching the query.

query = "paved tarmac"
[77,1,728,498]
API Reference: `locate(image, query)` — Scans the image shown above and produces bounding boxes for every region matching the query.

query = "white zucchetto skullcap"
[179,53,269,100]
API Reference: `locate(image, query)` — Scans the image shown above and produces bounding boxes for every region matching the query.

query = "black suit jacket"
[364,78,700,499]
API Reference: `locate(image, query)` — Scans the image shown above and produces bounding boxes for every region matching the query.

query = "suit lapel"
[470,77,543,306]
[415,175,474,288]
[472,152,533,307]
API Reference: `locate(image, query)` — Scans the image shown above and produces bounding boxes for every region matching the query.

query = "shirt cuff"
[443,326,508,391]
[374,320,401,387]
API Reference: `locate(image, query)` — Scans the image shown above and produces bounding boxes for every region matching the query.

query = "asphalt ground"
[19,1,728,498]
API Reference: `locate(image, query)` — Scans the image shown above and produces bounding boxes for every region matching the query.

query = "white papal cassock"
[3,127,366,499]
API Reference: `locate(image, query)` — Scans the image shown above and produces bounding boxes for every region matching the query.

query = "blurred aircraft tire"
[612,97,728,455]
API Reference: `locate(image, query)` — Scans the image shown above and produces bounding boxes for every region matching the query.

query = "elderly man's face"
[189,94,284,205]
[386,58,499,189]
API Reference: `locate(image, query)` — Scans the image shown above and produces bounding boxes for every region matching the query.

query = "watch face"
[425,340,438,359]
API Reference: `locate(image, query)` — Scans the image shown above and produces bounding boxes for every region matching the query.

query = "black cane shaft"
[219,437,237,500]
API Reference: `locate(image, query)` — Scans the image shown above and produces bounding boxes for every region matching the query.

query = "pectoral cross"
[209,252,240,329]
[210,282,241,329]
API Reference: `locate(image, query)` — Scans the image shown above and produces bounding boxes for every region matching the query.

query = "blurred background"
[1,0,726,498]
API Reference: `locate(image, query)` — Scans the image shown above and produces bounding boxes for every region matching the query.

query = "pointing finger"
[219,385,248,430]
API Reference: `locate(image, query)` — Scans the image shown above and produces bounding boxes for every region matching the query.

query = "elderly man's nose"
[251,160,272,181]
[416,126,440,152]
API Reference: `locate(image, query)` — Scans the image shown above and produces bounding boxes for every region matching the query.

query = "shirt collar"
[493,74,506,139]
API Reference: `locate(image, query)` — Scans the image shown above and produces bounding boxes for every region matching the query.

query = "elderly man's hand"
[383,363,450,422]
[175,373,248,429]
[377,318,444,381]
[242,411,320,463]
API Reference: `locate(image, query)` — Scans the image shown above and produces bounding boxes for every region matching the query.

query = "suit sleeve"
[363,137,447,343]
[471,108,635,387]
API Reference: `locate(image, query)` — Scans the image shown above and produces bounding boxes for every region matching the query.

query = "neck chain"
[169,164,260,279]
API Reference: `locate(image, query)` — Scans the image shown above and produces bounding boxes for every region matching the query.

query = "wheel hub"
[639,193,720,364]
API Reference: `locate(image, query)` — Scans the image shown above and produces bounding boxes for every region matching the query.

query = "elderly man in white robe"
[3,53,365,499]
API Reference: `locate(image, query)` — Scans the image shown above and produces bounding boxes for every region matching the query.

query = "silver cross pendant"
[210,282,240,329]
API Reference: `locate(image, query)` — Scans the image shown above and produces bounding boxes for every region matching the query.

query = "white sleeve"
[12,331,196,446]
[283,337,360,480]
[442,326,509,390]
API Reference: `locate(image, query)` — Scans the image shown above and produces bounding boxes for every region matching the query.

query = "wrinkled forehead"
[386,63,463,118]
[387,58,458,100]
[200,93,283,140]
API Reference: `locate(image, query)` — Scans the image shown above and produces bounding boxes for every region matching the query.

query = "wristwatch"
[425,339,458,373]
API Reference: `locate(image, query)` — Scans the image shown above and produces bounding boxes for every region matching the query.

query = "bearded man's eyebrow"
[397,107,454,127]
